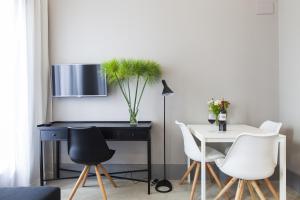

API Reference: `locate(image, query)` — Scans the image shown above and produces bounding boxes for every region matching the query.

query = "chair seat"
[197,146,225,162]
[215,157,275,180]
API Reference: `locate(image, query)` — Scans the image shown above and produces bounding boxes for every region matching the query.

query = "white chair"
[260,120,282,134]
[259,120,282,200]
[175,121,226,200]
[224,120,282,199]
[214,133,279,200]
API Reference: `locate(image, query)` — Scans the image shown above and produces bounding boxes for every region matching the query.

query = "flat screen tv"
[52,64,107,97]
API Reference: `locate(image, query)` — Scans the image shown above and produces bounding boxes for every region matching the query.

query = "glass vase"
[214,113,219,125]
[129,110,138,126]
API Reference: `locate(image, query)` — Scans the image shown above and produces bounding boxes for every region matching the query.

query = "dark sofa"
[0,187,60,200]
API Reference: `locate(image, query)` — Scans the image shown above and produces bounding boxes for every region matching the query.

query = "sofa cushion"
[0,187,60,200]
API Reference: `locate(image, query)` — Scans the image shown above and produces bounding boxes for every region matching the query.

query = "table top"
[188,124,285,142]
[37,121,152,129]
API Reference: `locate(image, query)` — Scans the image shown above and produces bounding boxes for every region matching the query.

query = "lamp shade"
[162,80,174,96]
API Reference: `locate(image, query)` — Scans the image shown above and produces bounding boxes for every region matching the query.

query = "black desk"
[38,121,152,194]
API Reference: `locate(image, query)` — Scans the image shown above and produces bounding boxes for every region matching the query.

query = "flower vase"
[214,114,219,125]
[129,110,138,126]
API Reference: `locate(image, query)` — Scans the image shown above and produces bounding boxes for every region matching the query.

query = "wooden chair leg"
[81,166,90,187]
[98,164,117,188]
[264,178,279,200]
[190,162,200,200]
[206,164,214,184]
[251,180,266,200]
[95,166,107,200]
[224,176,232,185]
[224,176,233,195]
[239,180,245,200]
[206,163,222,188]
[215,177,238,200]
[246,181,257,200]
[235,180,245,200]
[206,163,230,200]
[179,160,196,184]
[68,166,89,200]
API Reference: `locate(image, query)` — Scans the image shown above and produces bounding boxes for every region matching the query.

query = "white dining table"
[187,124,286,200]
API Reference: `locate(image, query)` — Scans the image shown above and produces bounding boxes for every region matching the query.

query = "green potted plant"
[103,58,162,125]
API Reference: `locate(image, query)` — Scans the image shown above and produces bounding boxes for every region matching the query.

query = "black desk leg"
[40,141,44,186]
[56,141,60,179]
[147,140,151,195]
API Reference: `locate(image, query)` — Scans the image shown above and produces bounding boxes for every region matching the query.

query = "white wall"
[49,0,278,165]
[278,0,300,175]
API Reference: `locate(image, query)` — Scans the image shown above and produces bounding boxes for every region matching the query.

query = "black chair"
[67,127,116,200]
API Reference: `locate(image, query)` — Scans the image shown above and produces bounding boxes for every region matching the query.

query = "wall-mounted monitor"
[52,64,107,97]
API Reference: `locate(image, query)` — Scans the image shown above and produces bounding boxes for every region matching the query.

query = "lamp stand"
[155,96,173,193]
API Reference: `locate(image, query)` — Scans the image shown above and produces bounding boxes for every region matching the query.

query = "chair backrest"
[175,121,202,162]
[260,120,282,134]
[68,127,111,164]
[260,120,282,165]
[220,133,279,180]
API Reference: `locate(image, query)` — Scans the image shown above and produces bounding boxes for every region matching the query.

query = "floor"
[49,178,300,200]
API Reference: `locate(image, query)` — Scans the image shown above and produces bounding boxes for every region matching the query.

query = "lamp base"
[155,179,173,193]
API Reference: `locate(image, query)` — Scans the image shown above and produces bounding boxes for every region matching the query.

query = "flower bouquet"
[208,98,230,125]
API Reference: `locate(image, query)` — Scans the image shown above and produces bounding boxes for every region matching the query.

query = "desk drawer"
[116,130,149,140]
[103,129,149,141]
[40,130,67,141]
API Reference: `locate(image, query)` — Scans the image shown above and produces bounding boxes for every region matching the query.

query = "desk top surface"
[38,121,152,129]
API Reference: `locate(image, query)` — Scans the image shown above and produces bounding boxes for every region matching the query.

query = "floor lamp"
[155,80,174,193]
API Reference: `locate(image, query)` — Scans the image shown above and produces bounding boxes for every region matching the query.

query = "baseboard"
[287,169,300,192]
